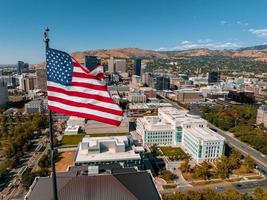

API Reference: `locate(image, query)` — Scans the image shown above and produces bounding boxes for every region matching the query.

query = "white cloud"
[155,39,241,51]
[220,20,248,26]
[220,20,228,25]
[181,40,191,44]
[249,28,267,37]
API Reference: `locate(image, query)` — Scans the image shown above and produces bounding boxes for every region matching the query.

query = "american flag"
[46,48,123,126]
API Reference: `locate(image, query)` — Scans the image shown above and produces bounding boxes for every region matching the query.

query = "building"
[20,74,37,92]
[181,119,225,163]
[208,71,220,84]
[85,55,100,71]
[134,58,141,76]
[175,89,203,104]
[108,57,115,72]
[17,61,29,75]
[25,165,161,200]
[24,99,43,113]
[190,77,208,85]
[115,59,127,73]
[75,136,144,169]
[139,87,157,98]
[228,89,255,104]
[128,93,146,103]
[0,78,8,108]
[155,76,170,90]
[0,75,17,87]
[142,72,152,86]
[64,125,80,135]
[36,67,47,91]
[256,105,267,127]
[136,107,225,163]
[85,117,129,134]
[67,116,85,127]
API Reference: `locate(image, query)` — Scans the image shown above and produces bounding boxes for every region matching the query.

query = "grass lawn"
[89,132,129,137]
[159,170,177,182]
[247,176,263,180]
[159,146,190,161]
[191,180,223,186]
[163,184,177,190]
[60,135,84,146]
[232,165,255,175]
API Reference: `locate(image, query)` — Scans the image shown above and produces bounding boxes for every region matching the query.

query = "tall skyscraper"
[134,58,141,76]
[155,76,170,90]
[85,55,100,71]
[20,74,37,91]
[17,61,29,75]
[36,67,47,91]
[115,59,127,73]
[108,57,115,72]
[0,78,8,108]
[208,71,220,84]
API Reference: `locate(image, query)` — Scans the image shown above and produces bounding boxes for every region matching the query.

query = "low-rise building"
[175,89,203,103]
[128,93,146,103]
[64,125,80,135]
[85,117,129,134]
[25,164,161,200]
[256,105,267,127]
[24,99,43,113]
[67,116,86,127]
[75,136,144,169]
[136,107,225,163]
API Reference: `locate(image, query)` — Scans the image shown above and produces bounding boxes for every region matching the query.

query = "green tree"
[180,159,190,173]
[193,161,210,180]
[244,156,254,173]
[222,189,243,200]
[253,187,265,200]
[228,150,241,170]
[201,189,222,200]
[216,155,230,179]
[186,190,201,200]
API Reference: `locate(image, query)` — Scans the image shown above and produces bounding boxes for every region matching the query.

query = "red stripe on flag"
[47,86,115,104]
[72,72,100,80]
[48,105,121,126]
[71,81,107,91]
[48,96,123,116]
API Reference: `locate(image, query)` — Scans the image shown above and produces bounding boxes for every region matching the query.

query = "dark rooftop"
[25,166,161,200]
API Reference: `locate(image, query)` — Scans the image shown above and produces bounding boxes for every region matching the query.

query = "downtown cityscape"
[1,0,267,200]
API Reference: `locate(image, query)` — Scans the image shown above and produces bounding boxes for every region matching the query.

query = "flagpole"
[44,27,58,200]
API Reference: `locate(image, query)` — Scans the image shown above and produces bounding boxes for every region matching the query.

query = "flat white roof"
[184,127,225,142]
[65,125,80,132]
[139,116,173,131]
[75,146,140,163]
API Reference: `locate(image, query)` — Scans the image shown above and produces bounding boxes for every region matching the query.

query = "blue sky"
[1,0,267,63]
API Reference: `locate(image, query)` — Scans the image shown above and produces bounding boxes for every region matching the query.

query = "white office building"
[75,136,144,168]
[136,107,225,163]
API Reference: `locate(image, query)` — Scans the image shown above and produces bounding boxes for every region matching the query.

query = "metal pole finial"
[44,27,50,48]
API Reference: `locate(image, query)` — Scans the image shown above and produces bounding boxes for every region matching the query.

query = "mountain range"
[71,44,267,62]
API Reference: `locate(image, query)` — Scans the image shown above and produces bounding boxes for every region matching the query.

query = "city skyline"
[1,0,267,63]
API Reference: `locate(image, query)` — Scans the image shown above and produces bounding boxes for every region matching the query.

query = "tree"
[180,159,190,173]
[193,161,210,180]
[228,149,241,170]
[222,189,243,200]
[216,156,230,179]
[253,187,265,200]
[186,190,201,200]
[201,189,222,200]
[244,156,254,173]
